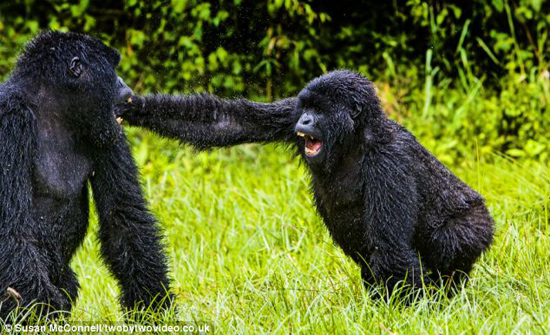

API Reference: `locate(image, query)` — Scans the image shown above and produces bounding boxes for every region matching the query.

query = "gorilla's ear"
[69,57,83,78]
[348,93,364,119]
[350,104,362,119]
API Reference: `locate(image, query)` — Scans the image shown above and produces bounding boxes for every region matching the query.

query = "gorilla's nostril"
[299,114,314,126]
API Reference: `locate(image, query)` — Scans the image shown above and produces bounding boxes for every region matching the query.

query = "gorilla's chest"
[310,164,368,258]
[33,117,92,202]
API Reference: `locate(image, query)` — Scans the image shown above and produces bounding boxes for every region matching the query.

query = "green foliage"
[0,0,548,160]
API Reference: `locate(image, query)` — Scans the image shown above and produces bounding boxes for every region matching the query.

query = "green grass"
[3,129,549,334]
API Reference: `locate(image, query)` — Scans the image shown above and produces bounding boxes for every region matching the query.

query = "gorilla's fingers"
[6,287,22,305]
[114,94,145,119]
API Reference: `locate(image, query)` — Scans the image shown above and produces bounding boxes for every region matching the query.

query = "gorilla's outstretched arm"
[0,102,69,318]
[119,94,300,149]
[90,134,172,312]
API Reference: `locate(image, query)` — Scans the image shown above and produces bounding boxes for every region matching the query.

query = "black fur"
[118,70,494,297]
[0,31,172,319]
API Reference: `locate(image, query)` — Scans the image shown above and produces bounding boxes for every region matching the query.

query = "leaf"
[529,0,542,12]
[492,0,504,12]
[506,149,525,157]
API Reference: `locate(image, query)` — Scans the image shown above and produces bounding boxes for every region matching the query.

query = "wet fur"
[120,70,494,297]
[0,31,172,319]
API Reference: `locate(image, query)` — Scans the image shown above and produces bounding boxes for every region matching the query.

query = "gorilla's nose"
[116,76,133,104]
[298,113,314,127]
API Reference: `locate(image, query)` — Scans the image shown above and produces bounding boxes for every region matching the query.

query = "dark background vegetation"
[0,0,548,163]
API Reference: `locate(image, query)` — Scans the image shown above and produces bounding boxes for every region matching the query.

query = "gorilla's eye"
[69,57,84,78]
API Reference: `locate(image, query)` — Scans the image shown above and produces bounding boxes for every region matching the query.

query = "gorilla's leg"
[425,204,494,292]
[360,248,425,301]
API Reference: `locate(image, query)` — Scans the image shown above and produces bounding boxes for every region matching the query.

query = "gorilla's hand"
[114,94,145,119]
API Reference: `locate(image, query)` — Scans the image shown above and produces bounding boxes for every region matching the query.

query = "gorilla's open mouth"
[297,132,323,157]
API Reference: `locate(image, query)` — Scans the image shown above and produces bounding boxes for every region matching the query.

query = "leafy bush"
[0,0,548,161]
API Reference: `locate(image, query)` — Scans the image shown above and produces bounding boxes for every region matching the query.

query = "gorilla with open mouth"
[117,70,494,298]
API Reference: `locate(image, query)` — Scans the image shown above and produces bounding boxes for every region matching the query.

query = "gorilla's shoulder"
[381,119,428,158]
[383,119,416,141]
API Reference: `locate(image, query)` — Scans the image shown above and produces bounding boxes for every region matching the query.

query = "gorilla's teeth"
[297,132,305,137]
[305,147,317,156]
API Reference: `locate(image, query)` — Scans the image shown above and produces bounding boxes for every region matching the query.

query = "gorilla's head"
[14,31,132,147]
[294,70,384,170]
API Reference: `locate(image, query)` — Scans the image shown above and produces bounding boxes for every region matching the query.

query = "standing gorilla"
[118,70,494,297]
[0,32,172,319]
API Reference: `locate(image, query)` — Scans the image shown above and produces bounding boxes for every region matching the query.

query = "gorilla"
[0,31,172,319]
[117,70,494,298]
